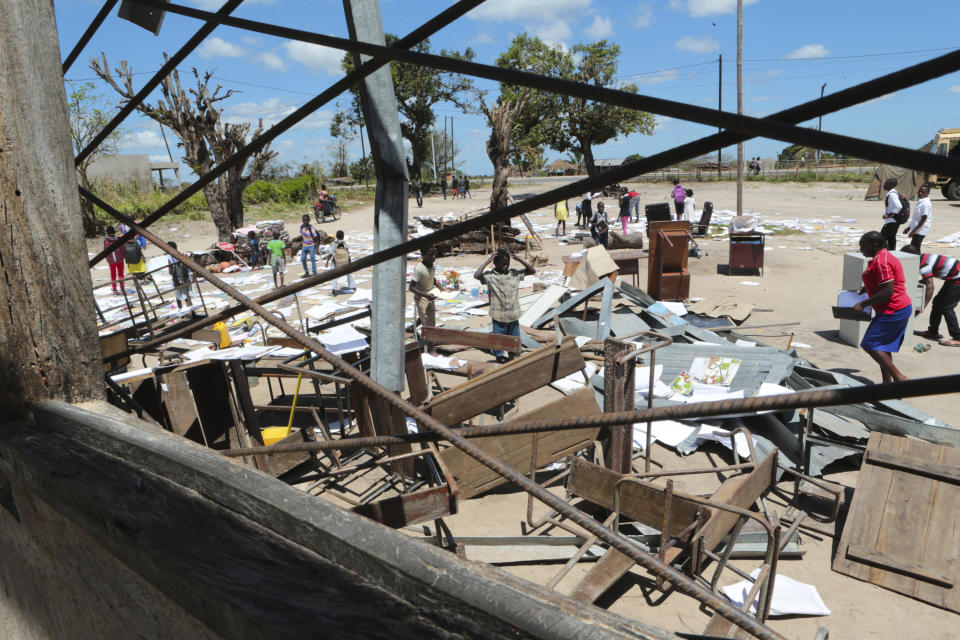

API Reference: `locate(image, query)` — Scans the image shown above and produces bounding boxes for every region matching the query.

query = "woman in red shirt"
[853,231,913,382]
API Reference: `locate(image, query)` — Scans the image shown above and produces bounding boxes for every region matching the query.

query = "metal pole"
[451,115,455,173]
[817,82,827,164]
[718,53,722,179]
[343,0,409,393]
[736,0,743,216]
[430,129,438,180]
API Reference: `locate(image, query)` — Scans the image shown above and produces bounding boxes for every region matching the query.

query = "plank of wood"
[422,326,522,353]
[872,436,940,595]
[915,438,960,610]
[404,343,429,406]
[351,485,455,528]
[845,544,953,588]
[518,284,568,327]
[100,331,129,372]
[257,428,313,478]
[423,337,584,426]
[159,371,200,438]
[865,449,960,484]
[569,548,635,603]
[567,459,702,537]
[441,388,601,499]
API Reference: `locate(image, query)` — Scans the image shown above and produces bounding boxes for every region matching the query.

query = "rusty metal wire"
[217,372,960,457]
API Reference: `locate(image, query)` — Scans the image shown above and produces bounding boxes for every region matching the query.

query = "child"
[672,178,686,218]
[590,201,610,249]
[555,199,568,237]
[682,188,696,223]
[299,214,318,277]
[248,230,261,269]
[124,234,146,281]
[474,249,536,363]
[618,192,631,234]
[104,226,125,294]
[325,230,355,295]
[267,230,287,289]
[166,241,194,310]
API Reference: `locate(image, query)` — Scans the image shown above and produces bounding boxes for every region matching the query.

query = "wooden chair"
[564,447,781,622]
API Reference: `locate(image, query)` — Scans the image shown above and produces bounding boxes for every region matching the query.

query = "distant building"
[546,159,579,176]
[86,153,181,192]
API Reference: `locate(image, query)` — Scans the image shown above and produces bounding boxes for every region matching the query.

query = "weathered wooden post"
[601,337,635,473]
[0,0,103,417]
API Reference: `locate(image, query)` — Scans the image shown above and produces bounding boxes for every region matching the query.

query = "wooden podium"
[729,233,765,275]
[647,221,691,301]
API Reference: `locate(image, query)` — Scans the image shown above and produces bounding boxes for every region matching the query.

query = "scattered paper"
[723,569,831,617]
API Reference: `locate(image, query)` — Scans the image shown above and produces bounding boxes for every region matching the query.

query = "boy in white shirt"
[904,184,932,251]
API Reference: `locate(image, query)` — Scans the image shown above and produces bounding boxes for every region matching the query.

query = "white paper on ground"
[633,420,700,450]
[306,302,347,320]
[740,281,760,286]
[345,288,373,306]
[421,353,461,371]
[550,362,597,394]
[319,324,368,354]
[658,301,687,316]
[723,569,831,617]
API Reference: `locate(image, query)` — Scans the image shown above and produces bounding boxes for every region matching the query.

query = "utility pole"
[429,130,438,180]
[717,54,722,179]
[450,115,455,175]
[817,82,826,165]
[736,0,743,216]
[356,102,368,187]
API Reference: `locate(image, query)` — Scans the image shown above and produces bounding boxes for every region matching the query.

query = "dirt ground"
[89,179,960,639]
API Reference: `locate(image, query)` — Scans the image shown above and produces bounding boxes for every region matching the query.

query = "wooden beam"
[423,337,584,426]
[846,544,953,588]
[865,449,960,484]
[404,343,430,406]
[352,485,455,528]
[421,326,523,354]
[442,388,601,499]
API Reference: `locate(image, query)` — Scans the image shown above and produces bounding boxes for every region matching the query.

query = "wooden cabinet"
[729,233,765,275]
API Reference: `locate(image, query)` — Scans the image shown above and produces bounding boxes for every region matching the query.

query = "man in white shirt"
[904,184,932,251]
[881,178,901,250]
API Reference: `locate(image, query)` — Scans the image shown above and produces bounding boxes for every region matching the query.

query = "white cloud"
[122,130,165,150]
[258,52,286,72]
[197,36,247,59]
[675,36,720,53]
[584,15,614,39]
[473,32,494,45]
[225,97,333,131]
[240,35,261,47]
[634,2,654,28]
[786,44,829,59]
[534,20,572,44]
[636,69,678,85]
[948,85,960,93]
[669,0,758,18]
[282,40,343,75]
[148,154,174,163]
[468,0,591,22]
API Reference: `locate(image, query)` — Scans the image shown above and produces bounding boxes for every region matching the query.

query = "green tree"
[338,35,474,180]
[475,34,567,210]
[522,40,656,178]
[66,81,124,235]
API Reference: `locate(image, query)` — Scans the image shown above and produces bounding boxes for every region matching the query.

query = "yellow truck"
[927,128,960,200]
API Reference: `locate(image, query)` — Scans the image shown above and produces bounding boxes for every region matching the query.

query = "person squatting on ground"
[166,241,194,310]
[901,245,960,347]
[267,230,286,289]
[853,231,912,383]
[325,230,356,295]
[300,214,319,277]
[672,178,686,218]
[104,226,125,294]
[555,198,568,237]
[474,249,536,363]
[904,184,932,251]
[409,246,441,351]
[591,201,610,249]
[880,178,902,251]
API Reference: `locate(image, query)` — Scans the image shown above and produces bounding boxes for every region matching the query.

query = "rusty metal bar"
[84,190,785,640]
[217,372,960,457]
[89,0,488,267]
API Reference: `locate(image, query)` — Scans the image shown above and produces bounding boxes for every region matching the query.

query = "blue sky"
[56,0,960,178]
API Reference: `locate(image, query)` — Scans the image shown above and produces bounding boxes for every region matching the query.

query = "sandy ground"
[89,179,960,639]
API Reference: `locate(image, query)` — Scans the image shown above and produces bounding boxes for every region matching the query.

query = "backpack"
[888,192,910,225]
[333,241,350,266]
[673,185,686,203]
[124,240,142,265]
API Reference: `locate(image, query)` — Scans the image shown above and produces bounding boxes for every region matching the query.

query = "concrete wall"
[87,153,154,193]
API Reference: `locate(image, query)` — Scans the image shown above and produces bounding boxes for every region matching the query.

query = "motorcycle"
[312,193,341,223]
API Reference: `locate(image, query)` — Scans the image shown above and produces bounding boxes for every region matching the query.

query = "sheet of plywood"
[518,284,568,327]
[423,336,584,426]
[833,432,960,613]
[352,485,455,528]
[441,388,601,499]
